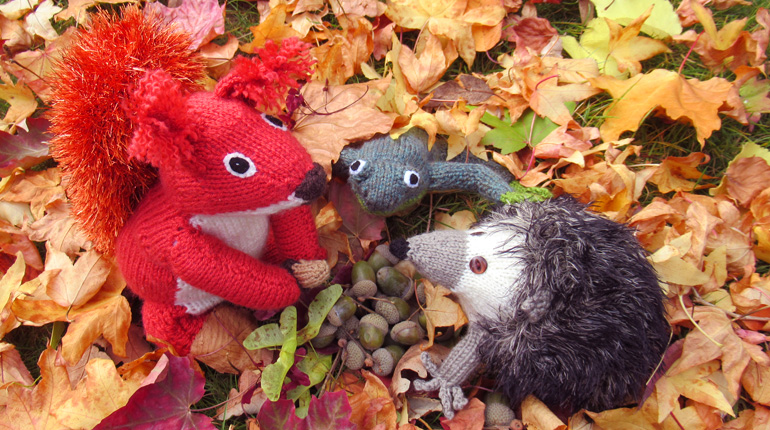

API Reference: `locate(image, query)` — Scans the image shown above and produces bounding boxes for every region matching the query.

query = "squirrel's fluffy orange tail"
[50,7,205,254]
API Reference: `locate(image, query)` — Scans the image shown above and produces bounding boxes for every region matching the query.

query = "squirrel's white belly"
[175,213,271,314]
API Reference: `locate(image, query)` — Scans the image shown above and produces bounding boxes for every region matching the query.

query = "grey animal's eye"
[470,256,487,274]
[224,152,257,178]
[349,159,367,176]
[261,113,287,131]
[403,170,420,188]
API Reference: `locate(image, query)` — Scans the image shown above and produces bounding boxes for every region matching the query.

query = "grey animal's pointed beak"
[390,231,468,290]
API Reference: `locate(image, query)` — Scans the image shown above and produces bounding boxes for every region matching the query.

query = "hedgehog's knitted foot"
[414,352,470,420]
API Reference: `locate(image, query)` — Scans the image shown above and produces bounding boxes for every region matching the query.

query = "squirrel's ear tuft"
[214,38,314,115]
[125,70,196,169]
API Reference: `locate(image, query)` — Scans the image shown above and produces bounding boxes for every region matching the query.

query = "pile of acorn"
[311,244,428,377]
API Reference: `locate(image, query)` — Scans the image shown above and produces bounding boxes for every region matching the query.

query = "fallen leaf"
[217,369,266,420]
[502,14,560,56]
[561,8,671,78]
[23,0,62,41]
[525,65,600,126]
[434,210,477,231]
[328,181,386,241]
[590,69,746,145]
[93,353,215,430]
[55,0,137,24]
[41,245,111,309]
[421,280,468,347]
[7,28,74,101]
[53,358,142,429]
[720,156,770,207]
[0,167,65,219]
[240,3,301,53]
[145,0,225,49]
[349,369,398,430]
[23,199,92,257]
[649,152,714,194]
[293,79,396,177]
[312,16,373,85]
[314,200,353,267]
[0,74,38,132]
[521,395,566,430]
[0,15,33,51]
[0,349,70,430]
[390,342,451,403]
[439,397,485,430]
[0,342,34,386]
[742,359,770,406]
[589,0,682,38]
[723,405,770,430]
[0,117,51,176]
[427,74,493,108]
[190,305,273,374]
[0,0,40,20]
[398,31,452,94]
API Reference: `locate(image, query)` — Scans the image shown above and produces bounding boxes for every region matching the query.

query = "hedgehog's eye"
[261,113,288,131]
[224,152,257,178]
[349,159,367,176]
[404,170,420,188]
[469,256,487,274]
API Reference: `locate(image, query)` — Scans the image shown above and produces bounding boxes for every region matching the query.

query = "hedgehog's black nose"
[390,238,410,260]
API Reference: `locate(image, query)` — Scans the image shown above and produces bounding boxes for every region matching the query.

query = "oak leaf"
[293,79,396,177]
[589,69,746,145]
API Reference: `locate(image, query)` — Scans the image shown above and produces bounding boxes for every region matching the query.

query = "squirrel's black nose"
[389,238,410,260]
[294,163,326,201]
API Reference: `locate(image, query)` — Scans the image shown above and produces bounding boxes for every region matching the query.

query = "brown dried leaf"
[189,305,273,374]
[293,79,396,177]
[42,246,111,309]
[349,369,397,430]
[240,3,301,53]
[434,210,477,231]
[23,199,92,257]
[439,397,485,430]
[0,342,34,387]
[421,280,468,348]
[0,167,65,219]
[649,152,714,194]
[521,395,566,430]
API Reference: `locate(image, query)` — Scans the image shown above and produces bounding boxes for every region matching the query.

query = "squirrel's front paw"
[290,259,330,288]
[413,352,468,420]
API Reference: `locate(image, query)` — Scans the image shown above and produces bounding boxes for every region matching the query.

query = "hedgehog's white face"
[399,224,525,322]
[454,226,525,321]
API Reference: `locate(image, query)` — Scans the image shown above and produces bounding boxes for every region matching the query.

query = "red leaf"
[306,391,356,430]
[93,353,215,430]
[0,118,51,176]
[328,180,385,241]
[257,399,307,430]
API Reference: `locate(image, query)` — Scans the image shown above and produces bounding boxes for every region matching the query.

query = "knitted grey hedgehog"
[389,196,669,419]
[334,128,548,216]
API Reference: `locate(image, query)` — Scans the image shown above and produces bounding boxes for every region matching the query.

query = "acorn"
[310,322,338,349]
[349,279,378,299]
[367,249,393,273]
[384,344,405,364]
[415,281,426,306]
[375,297,410,324]
[336,315,359,340]
[484,393,515,427]
[390,320,422,346]
[344,341,366,370]
[375,243,401,265]
[351,260,376,285]
[376,266,412,298]
[359,313,389,350]
[372,348,396,376]
[327,295,357,327]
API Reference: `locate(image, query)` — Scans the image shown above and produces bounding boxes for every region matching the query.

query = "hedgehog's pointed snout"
[390,238,410,260]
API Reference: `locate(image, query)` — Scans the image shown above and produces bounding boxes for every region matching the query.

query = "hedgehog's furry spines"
[49,7,205,254]
[476,196,670,414]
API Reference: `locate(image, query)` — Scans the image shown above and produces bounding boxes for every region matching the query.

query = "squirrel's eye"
[224,152,257,178]
[349,159,367,176]
[404,170,420,188]
[470,256,487,274]
[261,113,287,131]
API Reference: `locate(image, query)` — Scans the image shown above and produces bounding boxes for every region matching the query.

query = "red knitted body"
[50,9,326,356]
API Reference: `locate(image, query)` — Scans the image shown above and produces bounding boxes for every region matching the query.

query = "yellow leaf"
[0,76,38,132]
[590,69,745,145]
[348,370,397,430]
[53,358,141,429]
[421,280,468,348]
[42,246,111,309]
[398,31,451,94]
[240,3,301,53]
[434,210,476,231]
[520,395,566,430]
[590,0,682,38]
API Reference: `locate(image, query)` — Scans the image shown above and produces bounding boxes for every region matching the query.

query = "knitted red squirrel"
[49,8,327,355]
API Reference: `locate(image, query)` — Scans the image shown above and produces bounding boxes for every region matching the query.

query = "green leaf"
[590,0,681,38]
[286,351,333,410]
[479,107,569,154]
[243,322,285,350]
[297,284,343,344]
[261,306,298,401]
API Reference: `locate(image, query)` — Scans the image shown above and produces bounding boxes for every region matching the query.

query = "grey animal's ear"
[332,145,360,178]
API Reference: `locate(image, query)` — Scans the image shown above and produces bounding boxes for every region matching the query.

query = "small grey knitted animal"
[334,128,519,216]
[390,196,669,419]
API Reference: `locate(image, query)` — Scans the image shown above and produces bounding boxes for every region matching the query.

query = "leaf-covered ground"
[1,0,770,429]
